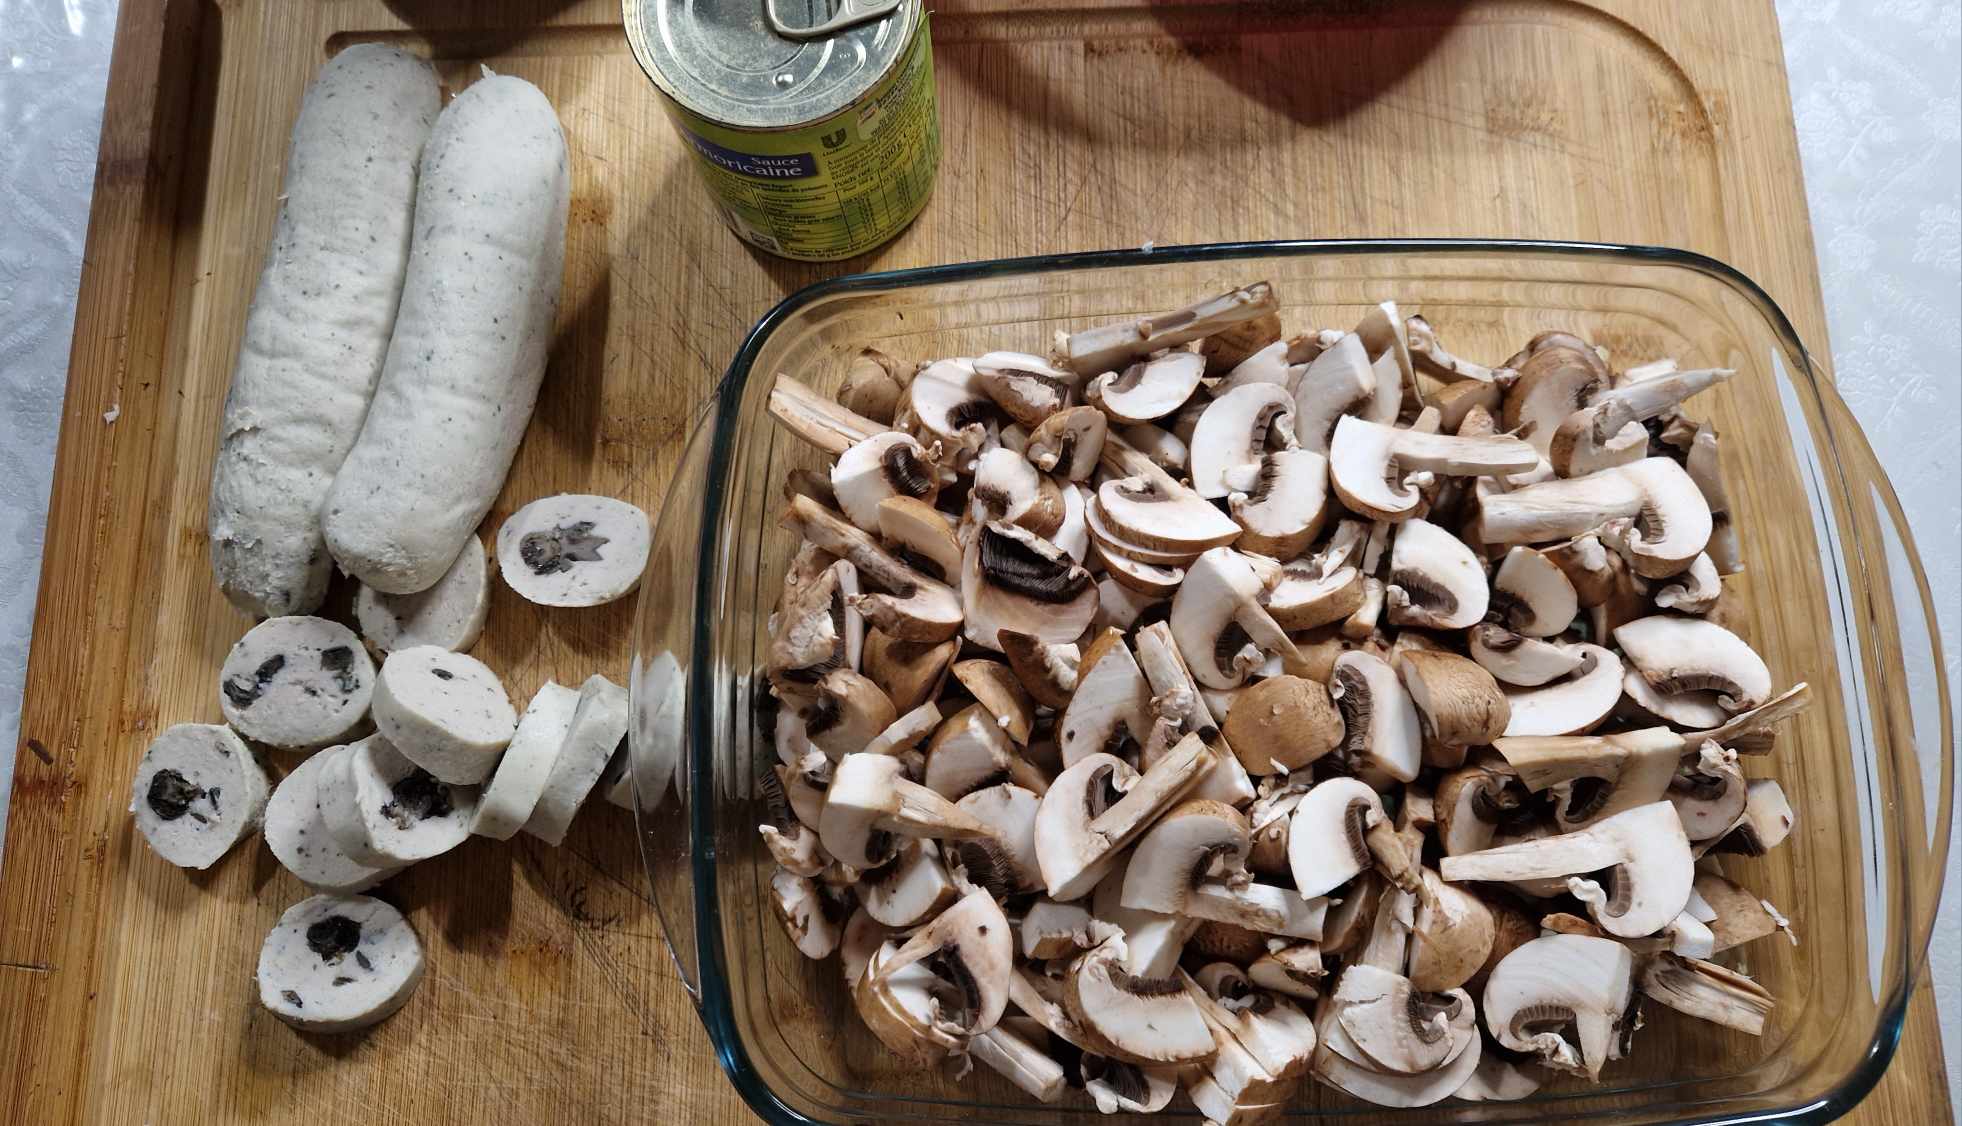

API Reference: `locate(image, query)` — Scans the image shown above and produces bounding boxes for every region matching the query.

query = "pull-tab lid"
[623,0,919,130]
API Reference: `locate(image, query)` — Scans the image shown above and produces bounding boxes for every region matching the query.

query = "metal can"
[623,0,940,262]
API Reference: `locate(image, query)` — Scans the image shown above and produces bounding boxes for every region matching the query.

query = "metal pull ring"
[764,0,903,41]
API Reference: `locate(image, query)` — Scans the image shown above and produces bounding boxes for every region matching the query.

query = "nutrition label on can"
[667,18,940,262]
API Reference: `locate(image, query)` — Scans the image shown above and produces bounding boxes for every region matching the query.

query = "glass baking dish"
[623,240,1953,1125]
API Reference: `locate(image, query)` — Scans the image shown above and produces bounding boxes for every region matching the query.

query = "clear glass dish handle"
[628,400,720,1000]
[1817,385,1956,971]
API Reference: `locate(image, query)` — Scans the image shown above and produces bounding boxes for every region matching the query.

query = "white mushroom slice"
[1190,383,1298,499]
[772,764,826,832]
[1287,777,1394,899]
[1061,936,1214,1064]
[997,630,1079,711]
[783,495,963,643]
[870,885,1015,1035]
[1329,651,1422,785]
[355,535,490,653]
[1082,1057,1180,1114]
[1093,476,1241,558]
[1614,615,1771,713]
[129,723,269,870]
[829,432,938,533]
[1655,552,1722,615]
[1502,335,1610,453]
[495,494,651,608]
[1441,801,1692,937]
[1049,481,1090,563]
[819,752,992,869]
[1491,546,1579,636]
[970,1021,1067,1103]
[951,783,1044,897]
[1433,760,1526,856]
[1290,333,1380,456]
[1493,727,1681,831]
[1353,301,1417,419]
[1221,675,1343,775]
[219,616,375,751]
[1385,518,1487,629]
[974,350,1075,426]
[962,521,1098,650]
[1639,953,1774,1035]
[1118,798,1247,914]
[1452,1054,1543,1102]
[1091,575,1168,634]
[522,674,630,846]
[969,446,1043,526]
[371,646,516,784]
[320,733,477,866]
[1314,1008,1481,1108]
[1501,644,1624,736]
[1406,871,1498,991]
[1230,448,1329,560]
[769,556,856,692]
[265,743,400,892]
[771,868,844,959]
[1694,872,1784,951]
[1248,943,1327,1001]
[257,894,423,1032]
[1215,338,1295,392]
[1066,282,1277,376]
[1024,406,1105,481]
[922,702,1030,799]
[799,668,896,761]
[1469,624,1585,687]
[906,358,997,468]
[854,936,964,1066]
[1479,458,1711,578]
[1330,963,1473,1074]
[469,680,580,840]
[1057,628,1153,768]
[1480,933,1632,1079]
[1669,742,1748,840]
[1327,415,1538,522]
[1092,350,1206,423]
[1090,864,1201,979]
[1404,314,1502,385]
[837,347,906,424]
[1035,735,1214,900]
[874,496,960,584]
[1020,898,1097,960]
[1685,423,1745,574]
[1186,965,1319,1079]
[1171,548,1300,690]
[1622,670,1730,729]
[861,702,942,760]
[768,374,883,455]
[1094,539,1185,596]
[1552,368,1733,478]
[1199,310,1284,375]
[1706,778,1796,857]
[759,822,826,878]
[859,839,959,928]
[1119,421,1190,474]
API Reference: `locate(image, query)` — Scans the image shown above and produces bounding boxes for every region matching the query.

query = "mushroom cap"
[1406,871,1497,992]
[1386,518,1488,630]
[831,431,939,533]
[1330,651,1423,784]
[1288,777,1386,900]
[1191,383,1299,500]
[961,521,1099,650]
[1480,933,1633,1079]
[1120,799,1252,915]
[1061,937,1216,1065]
[1094,540,1186,596]
[1614,615,1772,712]
[952,783,1044,898]
[973,350,1075,427]
[876,496,961,583]
[801,668,897,760]
[1033,752,1137,900]
[1092,350,1207,423]
[860,839,959,928]
[861,630,958,715]
[1248,942,1327,1001]
[1200,310,1285,376]
[998,630,1079,710]
[1501,644,1624,737]
[1313,1000,1482,1108]
[1172,548,1296,690]
[1396,650,1510,750]
[1291,333,1379,455]
[1502,338,1608,453]
[1221,675,1344,775]
[1229,449,1330,561]
[952,659,1036,746]
[922,702,1022,800]
[1492,546,1579,637]
[1025,406,1106,481]
[1057,628,1153,769]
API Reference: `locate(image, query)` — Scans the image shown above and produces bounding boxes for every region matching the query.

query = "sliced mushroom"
[837,347,907,425]
[759,822,827,878]
[1287,777,1407,900]
[800,668,896,760]
[1491,546,1579,636]
[1501,644,1624,737]
[1480,933,1632,1079]
[1694,872,1784,951]
[1190,383,1299,499]
[1543,534,1617,607]
[1614,615,1771,714]
[867,884,1014,1037]
[1441,801,1693,938]
[1478,458,1711,578]
[875,496,961,583]
[1091,350,1207,424]
[1033,735,1214,901]
[1289,333,1381,456]
[973,351,1075,426]
[1118,421,1190,476]
[1020,897,1097,960]
[1066,282,1278,377]
[1093,575,1169,634]
[1186,964,1319,1079]
[860,839,960,927]
[1056,628,1153,769]
[1395,651,1509,768]
[1668,742,1748,840]
[784,495,964,642]
[1705,779,1795,857]
[1469,624,1584,687]
[968,447,1043,527]
[1200,310,1285,376]
[1405,314,1504,385]
[818,752,992,869]
[1220,675,1344,776]
[861,630,957,715]
[768,558,858,694]
[1081,1056,1179,1114]
[906,359,998,470]
[1492,727,1681,831]
[1640,953,1773,1035]
[1171,548,1300,690]
[1406,870,1497,992]
[969,1020,1068,1103]
[998,630,1079,710]
[923,702,1040,800]
[769,375,885,455]
[1551,367,1732,478]
[1430,758,1525,857]
[1227,449,1329,561]
[1328,415,1538,522]
[831,431,939,532]
[1501,335,1609,454]
[1058,935,1215,1065]
[771,869,844,959]
[952,659,1036,747]
[862,701,943,759]
[1684,423,1744,574]
[962,521,1098,651]
[1330,962,1473,1074]
[953,783,1045,897]
[1328,650,1423,785]
[1093,476,1241,558]
[1024,406,1105,481]
[1385,518,1488,629]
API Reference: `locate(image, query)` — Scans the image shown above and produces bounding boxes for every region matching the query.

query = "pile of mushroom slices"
[757,284,1809,1121]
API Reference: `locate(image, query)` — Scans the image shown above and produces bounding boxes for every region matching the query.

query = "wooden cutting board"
[0,0,1947,1123]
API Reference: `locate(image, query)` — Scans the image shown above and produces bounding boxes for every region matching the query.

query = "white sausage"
[257,894,423,1032]
[323,75,570,593]
[207,45,439,617]
[128,724,269,870]
[523,674,628,846]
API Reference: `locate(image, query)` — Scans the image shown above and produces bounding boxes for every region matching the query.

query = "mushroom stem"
[1066,282,1279,376]
[770,375,886,455]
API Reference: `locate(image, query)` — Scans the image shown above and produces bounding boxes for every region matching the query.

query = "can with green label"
[623,0,940,262]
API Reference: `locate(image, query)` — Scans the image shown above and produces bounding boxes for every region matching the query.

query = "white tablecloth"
[0,0,1955,1102]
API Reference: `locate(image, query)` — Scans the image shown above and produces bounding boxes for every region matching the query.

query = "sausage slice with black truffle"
[496,494,651,608]
[319,734,477,866]
[370,645,517,784]
[257,894,423,1032]
[218,616,375,751]
[265,743,402,893]
[129,723,269,869]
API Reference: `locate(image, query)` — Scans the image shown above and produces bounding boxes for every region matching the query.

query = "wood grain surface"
[0,1,1947,1124]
